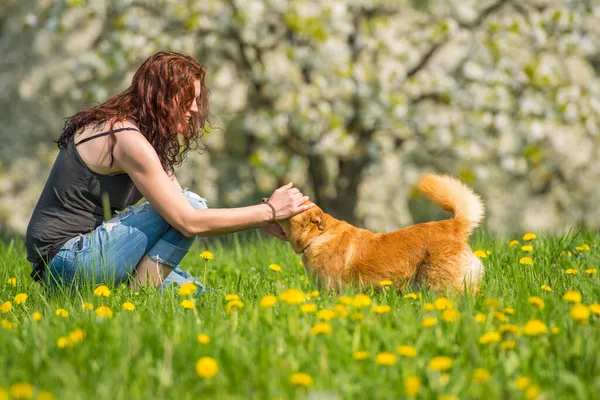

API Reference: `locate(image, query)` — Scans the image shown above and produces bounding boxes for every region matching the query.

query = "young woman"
[25,51,313,292]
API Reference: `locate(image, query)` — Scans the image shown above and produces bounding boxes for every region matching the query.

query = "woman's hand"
[259,222,288,241]
[264,182,313,221]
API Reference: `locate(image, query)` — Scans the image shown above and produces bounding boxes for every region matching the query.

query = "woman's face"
[185,79,201,122]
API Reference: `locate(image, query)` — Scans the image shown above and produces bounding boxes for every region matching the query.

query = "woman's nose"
[190,98,199,113]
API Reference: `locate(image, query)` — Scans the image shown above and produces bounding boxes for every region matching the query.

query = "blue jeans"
[45,189,208,293]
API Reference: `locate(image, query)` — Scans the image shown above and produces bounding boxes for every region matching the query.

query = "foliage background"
[1,0,599,235]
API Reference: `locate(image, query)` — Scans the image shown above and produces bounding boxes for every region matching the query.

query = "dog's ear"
[311,213,326,231]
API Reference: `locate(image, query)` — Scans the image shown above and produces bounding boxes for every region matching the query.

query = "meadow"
[1,230,599,400]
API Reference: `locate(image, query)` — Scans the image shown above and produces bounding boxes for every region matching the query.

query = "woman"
[25,51,313,292]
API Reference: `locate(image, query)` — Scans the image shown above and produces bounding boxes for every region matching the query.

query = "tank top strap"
[74,127,140,146]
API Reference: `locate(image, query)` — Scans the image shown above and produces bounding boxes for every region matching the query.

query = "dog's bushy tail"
[417,174,484,235]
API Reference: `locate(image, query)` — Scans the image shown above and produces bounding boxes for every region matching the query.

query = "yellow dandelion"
[525,385,540,400]
[479,331,501,344]
[1,301,12,314]
[14,293,28,305]
[442,309,460,322]
[523,232,537,241]
[503,307,515,315]
[551,326,560,334]
[438,396,458,400]
[353,351,369,361]
[424,303,435,311]
[352,313,365,321]
[484,298,500,309]
[585,269,598,275]
[279,289,305,305]
[519,257,534,265]
[68,329,85,346]
[515,376,531,390]
[351,294,372,308]
[396,345,418,358]
[499,324,520,335]
[178,282,198,296]
[541,285,552,292]
[32,312,42,321]
[565,269,579,275]
[521,245,533,252]
[473,368,491,383]
[308,290,320,298]
[260,295,278,308]
[299,303,316,313]
[371,305,392,314]
[1,319,17,330]
[197,334,210,344]
[122,302,135,311]
[435,297,453,311]
[289,372,313,387]
[338,296,352,306]
[95,306,113,318]
[403,293,418,300]
[93,285,110,297]
[428,356,453,371]
[422,317,438,328]
[199,250,214,260]
[375,352,397,366]
[224,293,240,301]
[570,304,590,324]
[7,277,16,286]
[494,312,506,322]
[57,336,68,349]
[560,250,573,257]
[181,299,195,309]
[475,313,486,323]
[268,263,281,272]
[82,302,93,310]
[523,319,547,336]
[196,356,218,379]
[37,391,55,400]
[563,291,582,304]
[575,244,590,252]
[528,296,544,309]
[589,304,600,315]
[333,304,349,318]
[509,240,520,248]
[405,375,421,397]
[317,309,337,320]
[9,383,33,399]
[226,300,244,313]
[501,341,516,350]
[473,250,487,258]
[379,280,393,286]
[55,308,68,318]
[311,322,333,336]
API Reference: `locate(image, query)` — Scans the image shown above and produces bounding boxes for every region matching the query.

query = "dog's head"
[278,203,327,254]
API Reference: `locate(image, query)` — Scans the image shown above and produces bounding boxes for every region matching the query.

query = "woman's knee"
[182,189,208,210]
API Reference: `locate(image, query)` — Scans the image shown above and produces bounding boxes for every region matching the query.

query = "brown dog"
[278,174,485,292]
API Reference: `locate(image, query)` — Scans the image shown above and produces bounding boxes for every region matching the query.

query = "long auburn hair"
[57,51,210,171]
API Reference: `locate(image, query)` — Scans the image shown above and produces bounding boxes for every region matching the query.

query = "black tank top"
[25,127,143,277]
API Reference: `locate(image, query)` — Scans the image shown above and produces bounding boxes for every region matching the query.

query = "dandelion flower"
[226,300,244,314]
[351,313,364,321]
[32,312,42,321]
[523,320,547,336]
[501,341,516,350]
[379,280,393,286]
[484,298,500,309]
[122,302,135,311]
[310,322,332,336]
[494,312,507,322]
[224,293,240,301]
[260,295,278,308]
[551,326,560,334]
[521,245,533,252]
[499,324,520,335]
[509,240,520,248]
[475,313,486,323]
[338,296,352,305]
[353,351,369,361]
[199,250,214,260]
[289,372,313,387]
[196,356,218,379]
[181,299,195,309]
[300,303,316,313]
[585,269,598,275]
[541,285,552,292]
[351,294,372,308]
[435,297,453,310]
[375,352,397,366]
[1,302,12,314]
[473,368,491,383]
[473,250,487,258]
[575,244,590,252]
[317,309,337,320]
[422,317,437,328]
[396,345,418,358]
[7,277,16,286]
[503,307,515,315]
[9,383,33,399]
[563,291,582,304]
[428,356,453,371]
[1,319,17,330]
[405,376,421,397]
[37,391,55,400]
[403,293,418,300]
[560,250,572,257]
[589,304,600,315]
[333,305,349,318]
[82,302,93,310]
[371,305,392,314]
[268,263,281,272]
[479,331,501,344]
[93,285,110,297]
[308,290,320,298]
[14,293,28,305]
[525,385,540,400]
[67,329,85,346]
[515,376,531,390]
[519,257,534,265]
[279,289,305,305]
[95,306,113,318]
[197,334,210,344]
[528,297,544,309]
[178,283,198,296]
[424,303,435,311]
[55,308,68,318]
[565,269,579,275]
[442,309,460,322]
[570,304,590,324]
[523,233,537,241]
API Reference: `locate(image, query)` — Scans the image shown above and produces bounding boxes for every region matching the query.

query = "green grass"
[1,230,600,400]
